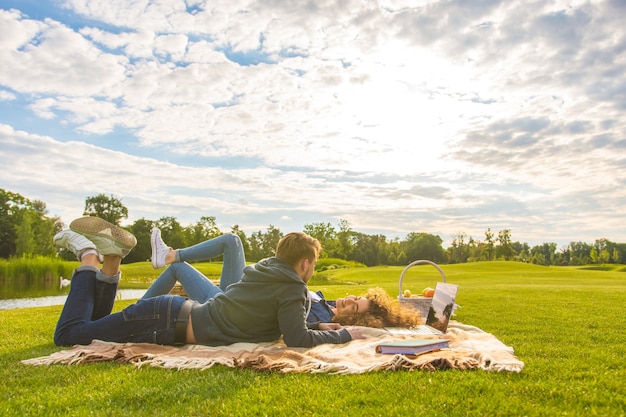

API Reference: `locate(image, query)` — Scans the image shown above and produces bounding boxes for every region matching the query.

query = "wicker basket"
[398,260,447,323]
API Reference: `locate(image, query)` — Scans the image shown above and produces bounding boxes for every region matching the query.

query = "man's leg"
[91,256,122,320]
[54,217,189,346]
[54,228,121,320]
[55,264,186,346]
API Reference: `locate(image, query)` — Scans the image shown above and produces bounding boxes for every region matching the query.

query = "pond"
[0,276,147,310]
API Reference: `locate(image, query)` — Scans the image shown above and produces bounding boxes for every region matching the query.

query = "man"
[54,217,363,348]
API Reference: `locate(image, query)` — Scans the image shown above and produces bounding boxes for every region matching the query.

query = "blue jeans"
[54,266,187,346]
[141,233,245,303]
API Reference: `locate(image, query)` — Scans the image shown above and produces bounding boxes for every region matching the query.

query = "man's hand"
[347,327,365,340]
[319,322,342,331]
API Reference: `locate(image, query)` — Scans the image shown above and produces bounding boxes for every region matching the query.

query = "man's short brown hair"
[275,232,321,268]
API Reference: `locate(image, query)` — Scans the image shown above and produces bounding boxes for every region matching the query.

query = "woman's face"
[335,295,370,315]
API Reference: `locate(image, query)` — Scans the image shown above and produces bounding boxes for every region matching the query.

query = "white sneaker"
[150,228,170,269]
[54,230,97,260]
[70,217,137,258]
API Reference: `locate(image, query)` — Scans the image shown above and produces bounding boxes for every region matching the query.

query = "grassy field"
[1,261,625,416]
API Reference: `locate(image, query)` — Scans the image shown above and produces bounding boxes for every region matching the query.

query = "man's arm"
[277,291,353,348]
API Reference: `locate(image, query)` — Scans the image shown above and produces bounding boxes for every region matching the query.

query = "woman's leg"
[176,233,246,290]
[142,262,221,302]
[150,232,246,295]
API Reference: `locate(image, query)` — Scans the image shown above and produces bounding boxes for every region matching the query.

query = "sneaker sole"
[70,217,137,250]
[150,228,164,269]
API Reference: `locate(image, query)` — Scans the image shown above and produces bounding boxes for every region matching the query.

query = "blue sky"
[1,0,626,249]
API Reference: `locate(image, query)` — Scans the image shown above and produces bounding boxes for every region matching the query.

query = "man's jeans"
[54,266,187,346]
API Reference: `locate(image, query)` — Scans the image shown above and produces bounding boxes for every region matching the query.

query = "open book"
[375,339,450,355]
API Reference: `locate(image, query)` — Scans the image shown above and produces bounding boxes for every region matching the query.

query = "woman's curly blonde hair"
[331,287,422,328]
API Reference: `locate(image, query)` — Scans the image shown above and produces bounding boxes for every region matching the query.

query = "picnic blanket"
[21,322,524,373]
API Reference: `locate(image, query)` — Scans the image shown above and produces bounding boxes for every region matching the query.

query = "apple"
[403,289,412,297]
[422,287,435,297]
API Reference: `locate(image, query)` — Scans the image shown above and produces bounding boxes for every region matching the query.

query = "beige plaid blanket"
[21,322,523,373]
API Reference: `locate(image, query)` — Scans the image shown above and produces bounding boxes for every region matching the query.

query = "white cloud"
[1,1,626,248]
[0,89,16,101]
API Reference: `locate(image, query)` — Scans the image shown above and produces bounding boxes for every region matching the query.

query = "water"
[0,276,148,310]
[0,289,147,310]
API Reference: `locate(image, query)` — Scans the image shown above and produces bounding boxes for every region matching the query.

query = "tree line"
[2,188,625,266]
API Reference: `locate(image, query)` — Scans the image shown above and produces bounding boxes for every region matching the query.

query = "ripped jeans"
[141,233,246,303]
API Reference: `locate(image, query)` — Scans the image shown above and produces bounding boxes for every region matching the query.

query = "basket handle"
[398,260,447,297]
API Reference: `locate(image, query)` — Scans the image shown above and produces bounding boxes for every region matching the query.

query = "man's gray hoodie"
[190,257,352,347]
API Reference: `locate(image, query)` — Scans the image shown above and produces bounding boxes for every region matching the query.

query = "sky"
[1,0,625,250]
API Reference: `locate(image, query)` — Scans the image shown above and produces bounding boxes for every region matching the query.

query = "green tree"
[0,190,60,258]
[0,189,29,257]
[303,222,336,258]
[155,216,185,251]
[351,233,387,266]
[245,226,283,262]
[496,229,515,260]
[185,216,221,247]
[247,231,264,262]
[231,224,250,261]
[402,232,447,264]
[569,241,592,264]
[14,211,35,257]
[612,248,621,264]
[83,194,129,225]
[590,247,599,264]
[125,218,156,263]
[262,225,283,258]
[531,242,557,265]
[481,228,495,261]
[336,219,354,260]
[448,232,469,264]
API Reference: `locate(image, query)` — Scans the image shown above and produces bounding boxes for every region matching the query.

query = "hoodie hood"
[242,257,303,285]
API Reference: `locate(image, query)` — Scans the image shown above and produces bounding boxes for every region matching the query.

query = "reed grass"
[0,256,77,281]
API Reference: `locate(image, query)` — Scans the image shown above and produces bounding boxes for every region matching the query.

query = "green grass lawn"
[1,261,625,416]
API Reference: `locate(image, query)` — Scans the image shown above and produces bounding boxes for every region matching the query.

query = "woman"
[144,229,421,328]
[308,287,422,328]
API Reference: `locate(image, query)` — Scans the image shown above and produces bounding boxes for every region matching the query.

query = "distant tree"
[186,216,221,246]
[0,190,61,258]
[481,228,495,261]
[262,225,283,258]
[448,232,469,264]
[612,247,622,264]
[351,233,387,266]
[155,216,185,251]
[496,229,515,260]
[83,194,129,225]
[402,232,446,264]
[0,189,28,257]
[336,219,354,260]
[247,231,263,261]
[590,247,599,264]
[231,224,250,261]
[14,211,35,257]
[303,222,336,258]
[600,249,611,264]
[569,241,592,264]
[125,217,156,263]
[246,225,283,261]
[530,242,557,265]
